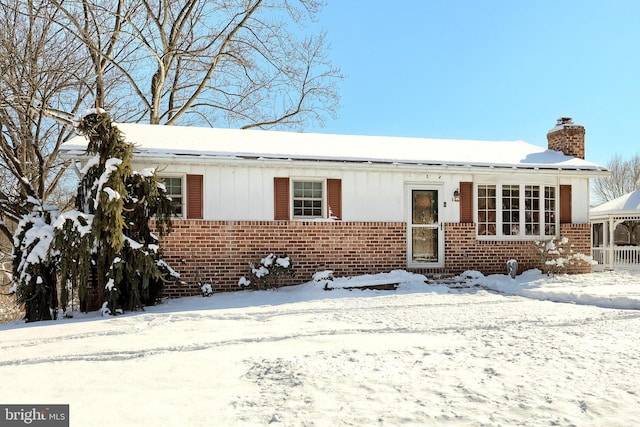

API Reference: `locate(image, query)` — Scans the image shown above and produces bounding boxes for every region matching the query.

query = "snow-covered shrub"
[195,269,215,297]
[312,270,334,290]
[535,237,597,275]
[201,283,214,297]
[246,253,295,290]
[238,276,251,288]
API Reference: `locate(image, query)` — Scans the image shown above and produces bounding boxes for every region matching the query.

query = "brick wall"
[444,223,539,274]
[158,220,592,297]
[557,223,593,274]
[444,223,592,275]
[159,220,407,297]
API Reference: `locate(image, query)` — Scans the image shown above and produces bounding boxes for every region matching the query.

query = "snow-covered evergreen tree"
[55,110,176,314]
[11,110,177,321]
[13,198,60,322]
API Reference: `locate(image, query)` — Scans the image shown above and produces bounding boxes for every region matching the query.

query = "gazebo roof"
[591,189,640,216]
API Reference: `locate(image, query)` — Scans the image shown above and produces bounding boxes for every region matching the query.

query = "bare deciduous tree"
[1,0,341,257]
[49,0,137,113]
[0,0,90,243]
[54,0,342,128]
[592,154,640,205]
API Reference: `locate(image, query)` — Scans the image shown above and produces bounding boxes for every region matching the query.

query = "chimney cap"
[557,116,574,125]
[547,116,584,135]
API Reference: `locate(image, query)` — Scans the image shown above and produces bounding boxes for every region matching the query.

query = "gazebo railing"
[614,245,640,264]
[592,245,640,269]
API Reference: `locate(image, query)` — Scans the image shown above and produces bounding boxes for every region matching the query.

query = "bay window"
[477,184,557,238]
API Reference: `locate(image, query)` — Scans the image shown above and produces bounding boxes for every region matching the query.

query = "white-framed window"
[524,185,540,235]
[476,183,557,239]
[292,180,323,218]
[502,185,520,236]
[477,185,497,236]
[544,186,557,236]
[161,176,183,217]
[274,177,341,221]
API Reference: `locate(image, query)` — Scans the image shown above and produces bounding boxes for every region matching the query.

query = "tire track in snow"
[0,328,440,366]
[3,308,639,367]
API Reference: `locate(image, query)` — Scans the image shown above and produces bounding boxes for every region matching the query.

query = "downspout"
[557,174,561,238]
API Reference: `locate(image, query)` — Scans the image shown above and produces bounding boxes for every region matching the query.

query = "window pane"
[171,197,183,216]
[412,228,438,263]
[312,182,322,198]
[412,190,437,224]
[164,177,182,195]
[302,182,312,197]
[293,182,303,198]
[311,200,322,217]
[293,199,303,216]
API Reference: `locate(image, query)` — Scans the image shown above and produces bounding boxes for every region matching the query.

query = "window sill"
[292,217,340,222]
[476,235,558,242]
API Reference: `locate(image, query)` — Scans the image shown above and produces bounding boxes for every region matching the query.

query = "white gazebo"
[590,190,640,271]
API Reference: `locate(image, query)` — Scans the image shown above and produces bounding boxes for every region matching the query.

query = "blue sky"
[305,1,640,167]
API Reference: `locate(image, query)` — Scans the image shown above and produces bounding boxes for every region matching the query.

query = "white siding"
[205,166,273,220]
[136,160,593,224]
[562,177,591,223]
[341,170,406,221]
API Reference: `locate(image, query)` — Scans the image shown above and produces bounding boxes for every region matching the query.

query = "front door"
[408,188,444,268]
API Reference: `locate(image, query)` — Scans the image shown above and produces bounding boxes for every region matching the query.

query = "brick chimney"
[546,117,585,159]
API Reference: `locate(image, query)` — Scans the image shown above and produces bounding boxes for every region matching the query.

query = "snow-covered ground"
[1,269,640,426]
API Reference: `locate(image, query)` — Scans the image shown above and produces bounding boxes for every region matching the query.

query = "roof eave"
[58,148,608,176]
[131,152,610,176]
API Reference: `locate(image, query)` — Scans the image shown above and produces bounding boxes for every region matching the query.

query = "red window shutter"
[274,177,290,220]
[560,185,572,224]
[327,178,342,220]
[459,181,473,223]
[186,174,203,219]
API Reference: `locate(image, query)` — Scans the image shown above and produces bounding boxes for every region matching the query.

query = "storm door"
[408,188,444,267]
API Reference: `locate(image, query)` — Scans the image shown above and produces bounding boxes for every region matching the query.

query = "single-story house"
[60,117,608,296]
[591,189,640,271]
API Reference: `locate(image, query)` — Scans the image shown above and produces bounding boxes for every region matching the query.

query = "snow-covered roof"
[591,190,640,216]
[60,123,607,172]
